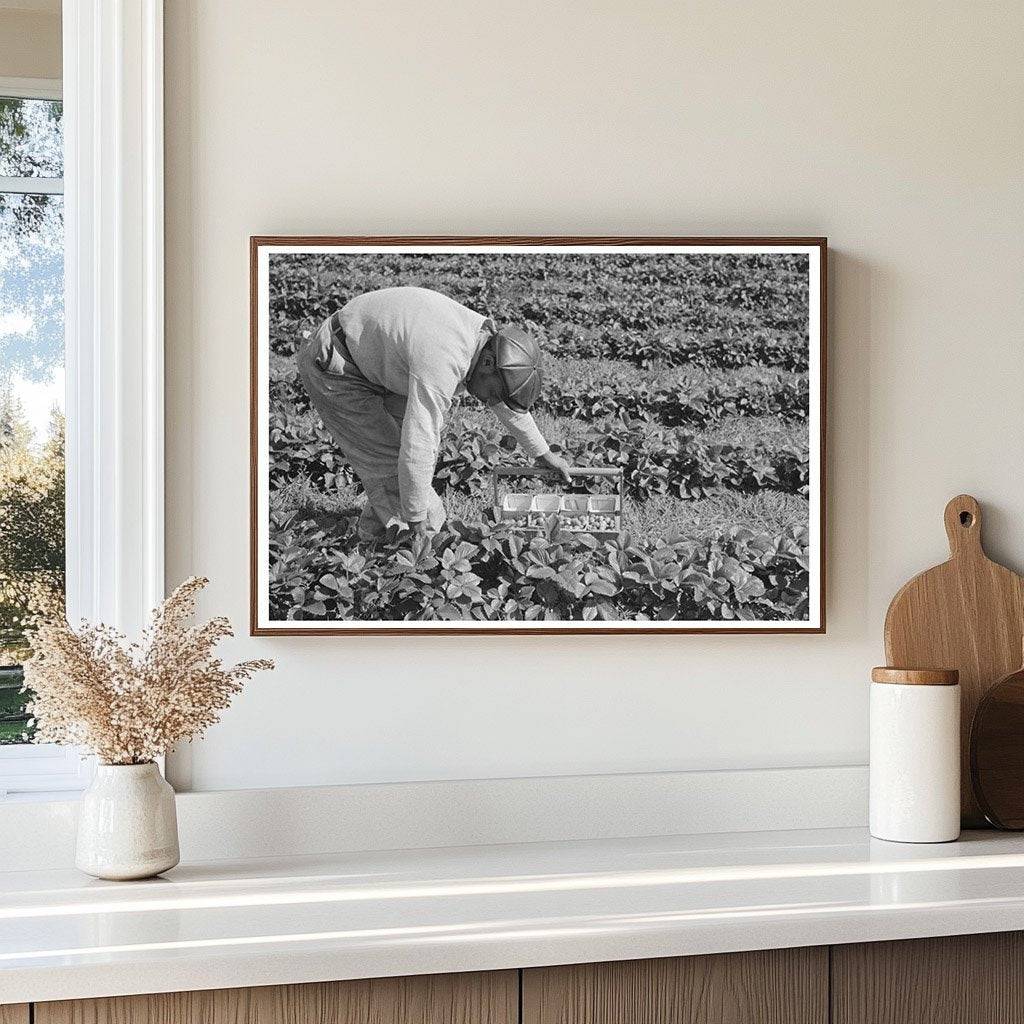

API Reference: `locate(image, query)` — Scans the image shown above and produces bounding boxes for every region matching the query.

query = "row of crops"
[541,326,809,372]
[269,513,810,624]
[537,375,808,425]
[435,423,809,500]
[270,406,809,503]
[268,251,811,365]
[271,369,808,427]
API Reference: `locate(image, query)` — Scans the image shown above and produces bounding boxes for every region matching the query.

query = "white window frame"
[0,77,64,193]
[0,76,61,101]
[0,1,165,799]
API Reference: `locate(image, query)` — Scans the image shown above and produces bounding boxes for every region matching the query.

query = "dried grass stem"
[23,577,273,765]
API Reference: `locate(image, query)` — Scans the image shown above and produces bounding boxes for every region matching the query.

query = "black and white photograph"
[251,238,824,633]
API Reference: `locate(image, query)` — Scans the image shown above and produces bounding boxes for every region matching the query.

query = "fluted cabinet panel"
[832,933,1024,1024]
[522,948,828,1024]
[35,972,517,1024]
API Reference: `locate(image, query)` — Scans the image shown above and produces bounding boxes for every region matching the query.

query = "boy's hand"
[537,451,572,485]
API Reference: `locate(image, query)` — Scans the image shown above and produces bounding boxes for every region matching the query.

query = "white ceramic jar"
[76,762,180,880]
[870,667,960,843]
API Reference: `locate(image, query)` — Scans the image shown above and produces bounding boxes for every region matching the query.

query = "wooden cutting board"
[884,494,1024,826]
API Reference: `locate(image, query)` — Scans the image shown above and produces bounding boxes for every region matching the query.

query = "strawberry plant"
[268,510,811,624]
[538,376,809,426]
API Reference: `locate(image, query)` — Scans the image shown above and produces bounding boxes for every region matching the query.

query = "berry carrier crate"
[492,466,625,539]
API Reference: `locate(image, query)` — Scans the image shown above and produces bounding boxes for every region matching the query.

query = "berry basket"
[492,466,625,539]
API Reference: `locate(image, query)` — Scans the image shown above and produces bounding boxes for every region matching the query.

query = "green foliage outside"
[0,394,65,743]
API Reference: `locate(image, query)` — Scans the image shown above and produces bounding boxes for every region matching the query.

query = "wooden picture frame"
[251,236,827,635]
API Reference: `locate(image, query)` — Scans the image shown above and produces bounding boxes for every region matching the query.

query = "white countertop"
[4,826,1024,1004]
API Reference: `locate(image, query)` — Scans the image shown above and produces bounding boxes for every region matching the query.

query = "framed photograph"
[251,237,826,635]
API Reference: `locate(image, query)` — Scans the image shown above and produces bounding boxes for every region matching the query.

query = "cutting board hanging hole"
[944,494,983,557]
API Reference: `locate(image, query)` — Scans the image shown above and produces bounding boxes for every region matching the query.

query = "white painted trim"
[0,1,165,803]
[0,175,63,194]
[0,76,62,100]
[0,765,869,870]
[0,744,93,797]
[63,0,164,635]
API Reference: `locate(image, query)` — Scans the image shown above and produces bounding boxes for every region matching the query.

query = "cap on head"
[493,325,543,411]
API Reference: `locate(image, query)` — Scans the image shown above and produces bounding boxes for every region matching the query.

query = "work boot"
[356,502,387,542]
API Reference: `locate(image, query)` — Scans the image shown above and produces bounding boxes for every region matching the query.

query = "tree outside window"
[0,94,65,744]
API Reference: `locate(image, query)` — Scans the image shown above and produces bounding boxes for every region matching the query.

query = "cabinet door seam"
[827,945,833,1024]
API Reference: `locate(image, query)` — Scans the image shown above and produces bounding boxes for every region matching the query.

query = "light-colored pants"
[297,316,446,540]
[357,476,445,540]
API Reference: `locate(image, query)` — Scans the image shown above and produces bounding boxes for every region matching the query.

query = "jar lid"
[871,666,959,686]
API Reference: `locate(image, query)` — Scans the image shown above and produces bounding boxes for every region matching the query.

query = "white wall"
[164,0,1024,792]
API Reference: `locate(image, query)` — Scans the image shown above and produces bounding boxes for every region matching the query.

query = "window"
[0,80,86,797]
[0,5,166,798]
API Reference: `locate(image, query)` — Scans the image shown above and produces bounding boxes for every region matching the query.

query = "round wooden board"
[970,663,1024,829]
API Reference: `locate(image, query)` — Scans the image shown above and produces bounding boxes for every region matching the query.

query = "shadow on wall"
[826,249,874,634]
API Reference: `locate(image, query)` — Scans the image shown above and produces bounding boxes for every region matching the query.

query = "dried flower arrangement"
[23,577,273,765]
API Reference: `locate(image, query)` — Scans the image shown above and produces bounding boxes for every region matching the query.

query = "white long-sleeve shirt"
[337,287,549,520]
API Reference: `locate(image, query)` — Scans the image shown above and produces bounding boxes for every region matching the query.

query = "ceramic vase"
[76,762,180,880]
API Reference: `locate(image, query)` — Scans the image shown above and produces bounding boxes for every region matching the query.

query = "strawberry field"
[265,250,814,623]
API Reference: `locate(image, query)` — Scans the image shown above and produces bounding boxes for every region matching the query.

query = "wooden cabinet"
[832,932,1024,1024]
[522,948,828,1024]
[24,932,1024,1024]
[34,971,517,1024]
